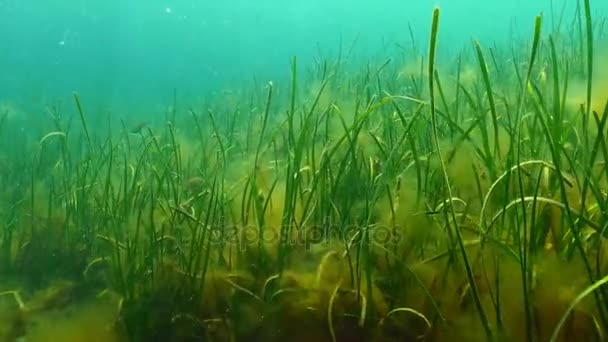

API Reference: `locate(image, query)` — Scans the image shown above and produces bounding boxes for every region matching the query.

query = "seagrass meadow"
[1,1,608,341]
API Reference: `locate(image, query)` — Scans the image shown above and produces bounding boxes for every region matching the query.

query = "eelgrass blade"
[549,273,608,342]
[426,7,493,340]
[474,40,501,160]
[73,92,93,150]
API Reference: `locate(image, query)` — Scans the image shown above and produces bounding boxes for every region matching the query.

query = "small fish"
[130,122,148,134]
[185,176,205,194]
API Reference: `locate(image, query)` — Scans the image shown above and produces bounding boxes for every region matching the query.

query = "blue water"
[0,0,606,116]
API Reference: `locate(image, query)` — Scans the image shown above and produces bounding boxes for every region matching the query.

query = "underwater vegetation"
[2,2,608,342]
